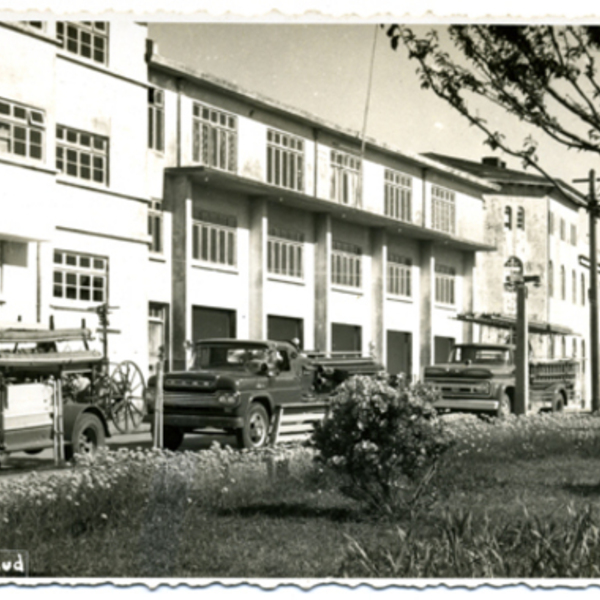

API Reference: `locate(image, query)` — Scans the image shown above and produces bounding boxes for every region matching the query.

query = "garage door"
[192,306,236,342]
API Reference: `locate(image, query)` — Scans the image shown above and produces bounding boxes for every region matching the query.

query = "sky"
[148,23,600,193]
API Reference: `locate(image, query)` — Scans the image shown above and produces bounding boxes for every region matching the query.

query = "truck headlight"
[217,392,240,406]
[473,382,491,394]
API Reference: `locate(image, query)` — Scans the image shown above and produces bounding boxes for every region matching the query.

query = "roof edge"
[148,52,500,194]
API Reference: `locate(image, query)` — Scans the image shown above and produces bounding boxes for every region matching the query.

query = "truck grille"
[163,392,218,406]
[430,380,491,395]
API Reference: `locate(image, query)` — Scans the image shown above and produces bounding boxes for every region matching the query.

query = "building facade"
[427,154,590,405]
[4,20,559,391]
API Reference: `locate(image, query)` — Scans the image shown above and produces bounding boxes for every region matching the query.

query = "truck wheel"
[552,392,565,413]
[69,413,105,458]
[496,393,512,418]
[163,426,184,451]
[237,403,270,449]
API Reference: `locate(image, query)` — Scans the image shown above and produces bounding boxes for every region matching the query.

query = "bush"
[311,376,452,516]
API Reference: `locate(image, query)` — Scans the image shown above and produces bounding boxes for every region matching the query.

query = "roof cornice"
[148,52,499,193]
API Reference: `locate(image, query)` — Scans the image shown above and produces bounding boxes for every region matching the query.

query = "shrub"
[311,376,452,516]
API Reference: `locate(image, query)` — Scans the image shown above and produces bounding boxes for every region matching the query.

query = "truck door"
[270,348,301,405]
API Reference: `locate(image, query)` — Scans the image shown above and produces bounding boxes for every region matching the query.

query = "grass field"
[3,413,600,578]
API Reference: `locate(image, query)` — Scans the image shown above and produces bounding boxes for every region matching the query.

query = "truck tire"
[237,402,270,449]
[163,426,184,451]
[496,393,512,418]
[68,413,105,459]
[552,392,565,413]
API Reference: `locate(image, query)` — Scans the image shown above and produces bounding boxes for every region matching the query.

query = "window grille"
[331,240,361,288]
[53,250,108,302]
[0,98,44,161]
[387,254,412,297]
[384,169,412,222]
[56,22,108,64]
[431,186,456,234]
[330,150,360,206]
[56,125,108,185]
[192,103,237,172]
[192,212,237,267]
[435,264,456,305]
[267,129,304,192]
[148,88,164,152]
[267,227,304,279]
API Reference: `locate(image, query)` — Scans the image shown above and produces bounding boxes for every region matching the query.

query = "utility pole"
[515,281,528,415]
[508,272,540,415]
[573,170,600,412]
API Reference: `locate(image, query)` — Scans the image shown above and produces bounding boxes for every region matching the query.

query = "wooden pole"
[514,282,528,415]
[589,170,600,412]
[153,346,164,449]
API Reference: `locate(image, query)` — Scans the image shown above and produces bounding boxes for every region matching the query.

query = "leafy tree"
[383,25,600,182]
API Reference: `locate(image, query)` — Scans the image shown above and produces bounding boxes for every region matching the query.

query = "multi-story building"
[426,154,590,404]
[1,21,534,390]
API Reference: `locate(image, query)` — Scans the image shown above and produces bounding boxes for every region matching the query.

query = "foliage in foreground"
[312,376,452,515]
[3,405,600,576]
[342,504,600,578]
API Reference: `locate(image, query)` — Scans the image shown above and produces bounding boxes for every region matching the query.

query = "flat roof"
[148,52,500,194]
[424,153,587,208]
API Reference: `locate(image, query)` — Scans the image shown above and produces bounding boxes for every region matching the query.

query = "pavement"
[0,422,238,480]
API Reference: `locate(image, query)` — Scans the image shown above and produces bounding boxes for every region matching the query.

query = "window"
[582,273,586,306]
[548,260,554,297]
[571,224,577,246]
[549,336,555,359]
[384,169,412,222]
[572,270,577,303]
[56,126,108,185]
[267,227,304,279]
[192,211,237,267]
[331,241,361,288]
[582,339,586,373]
[560,218,566,241]
[431,186,456,234]
[504,206,512,230]
[0,98,44,161]
[549,211,554,234]
[53,250,107,302]
[148,88,164,152]
[149,302,169,373]
[517,207,525,230]
[561,265,566,300]
[330,150,361,206]
[56,22,108,65]
[192,103,237,172]
[561,336,566,358]
[387,254,412,298]
[435,264,456,305]
[572,338,577,358]
[266,129,304,192]
[148,200,163,254]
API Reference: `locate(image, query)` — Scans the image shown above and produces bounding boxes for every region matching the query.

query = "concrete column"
[314,213,332,353]
[419,241,435,370]
[462,252,475,343]
[249,197,268,339]
[371,228,386,365]
[166,175,192,371]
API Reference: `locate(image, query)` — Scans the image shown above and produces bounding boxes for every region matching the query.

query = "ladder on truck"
[269,401,329,445]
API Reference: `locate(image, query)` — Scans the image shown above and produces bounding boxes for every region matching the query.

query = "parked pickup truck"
[423,343,579,417]
[145,338,383,450]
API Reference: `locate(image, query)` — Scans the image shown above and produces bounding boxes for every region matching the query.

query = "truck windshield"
[449,347,510,364]
[193,344,273,373]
